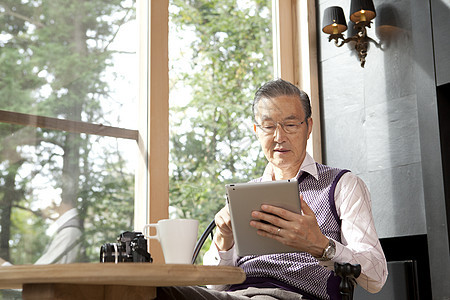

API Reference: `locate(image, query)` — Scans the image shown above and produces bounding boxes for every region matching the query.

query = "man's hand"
[213,204,235,251]
[249,195,329,258]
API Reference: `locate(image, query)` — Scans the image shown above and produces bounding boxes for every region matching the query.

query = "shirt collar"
[261,152,319,181]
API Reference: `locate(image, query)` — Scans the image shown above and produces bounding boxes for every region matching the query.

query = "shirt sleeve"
[332,172,388,293]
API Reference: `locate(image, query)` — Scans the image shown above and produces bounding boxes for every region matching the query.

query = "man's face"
[254,95,312,173]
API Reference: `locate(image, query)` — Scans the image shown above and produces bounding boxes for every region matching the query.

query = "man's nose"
[273,123,287,142]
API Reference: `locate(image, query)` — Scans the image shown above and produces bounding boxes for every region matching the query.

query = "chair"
[192,219,361,300]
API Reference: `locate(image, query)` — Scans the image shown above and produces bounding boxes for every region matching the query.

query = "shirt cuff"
[333,240,354,264]
[218,245,236,260]
[203,242,238,266]
[1,261,12,267]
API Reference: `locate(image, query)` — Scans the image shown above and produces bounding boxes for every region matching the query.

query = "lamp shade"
[350,0,376,23]
[322,6,347,34]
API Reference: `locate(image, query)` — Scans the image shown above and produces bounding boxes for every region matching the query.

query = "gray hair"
[252,79,312,122]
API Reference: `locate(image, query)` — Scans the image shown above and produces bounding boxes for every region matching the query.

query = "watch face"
[326,240,336,259]
[326,246,335,258]
[318,239,336,261]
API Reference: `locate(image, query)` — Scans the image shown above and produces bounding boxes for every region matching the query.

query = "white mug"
[143,219,199,264]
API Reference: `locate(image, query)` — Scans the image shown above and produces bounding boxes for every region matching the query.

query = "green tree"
[78,137,135,261]
[0,0,137,266]
[0,0,47,261]
[169,0,273,261]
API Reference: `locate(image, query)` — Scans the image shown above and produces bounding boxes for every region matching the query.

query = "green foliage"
[9,208,49,265]
[0,0,137,264]
[169,0,273,261]
[78,137,135,261]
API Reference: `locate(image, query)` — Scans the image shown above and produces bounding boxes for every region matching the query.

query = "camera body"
[100,231,153,263]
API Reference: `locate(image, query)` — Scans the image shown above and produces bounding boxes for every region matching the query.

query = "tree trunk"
[0,161,25,262]
[60,0,87,208]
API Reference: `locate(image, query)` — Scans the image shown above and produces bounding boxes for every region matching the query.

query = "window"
[0,0,139,267]
[168,0,274,243]
[167,0,321,263]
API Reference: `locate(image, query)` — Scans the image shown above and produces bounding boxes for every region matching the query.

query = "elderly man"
[157,79,387,300]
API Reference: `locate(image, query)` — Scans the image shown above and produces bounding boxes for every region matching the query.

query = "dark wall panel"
[431,0,450,86]
[436,82,450,263]
[317,0,426,239]
[410,0,450,298]
[317,0,450,297]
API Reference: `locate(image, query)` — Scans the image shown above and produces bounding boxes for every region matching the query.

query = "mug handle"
[143,224,159,240]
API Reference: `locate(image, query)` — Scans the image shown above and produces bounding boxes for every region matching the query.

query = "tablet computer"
[225,179,301,256]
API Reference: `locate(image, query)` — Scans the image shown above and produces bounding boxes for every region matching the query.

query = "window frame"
[272,0,322,163]
[0,110,138,140]
[137,0,169,262]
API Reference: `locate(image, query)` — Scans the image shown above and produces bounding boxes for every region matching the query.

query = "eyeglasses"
[255,120,306,134]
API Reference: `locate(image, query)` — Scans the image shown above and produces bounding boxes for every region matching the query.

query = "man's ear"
[307,117,313,138]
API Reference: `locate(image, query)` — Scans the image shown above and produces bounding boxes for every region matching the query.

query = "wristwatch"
[318,238,336,261]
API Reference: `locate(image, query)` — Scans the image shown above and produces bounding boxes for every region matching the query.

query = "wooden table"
[0,263,246,300]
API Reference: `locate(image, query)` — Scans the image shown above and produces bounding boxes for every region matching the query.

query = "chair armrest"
[192,219,216,264]
[334,262,361,300]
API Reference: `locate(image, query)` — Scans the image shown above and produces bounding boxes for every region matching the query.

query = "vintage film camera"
[100,231,152,263]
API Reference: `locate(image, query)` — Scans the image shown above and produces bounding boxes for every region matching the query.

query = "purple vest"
[230,164,349,300]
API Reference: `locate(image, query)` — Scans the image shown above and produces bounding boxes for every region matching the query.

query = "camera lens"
[100,243,125,263]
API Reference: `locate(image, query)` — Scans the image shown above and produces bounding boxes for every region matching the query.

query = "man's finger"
[300,195,314,216]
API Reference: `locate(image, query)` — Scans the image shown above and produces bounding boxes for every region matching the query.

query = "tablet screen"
[225,179,301,256]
